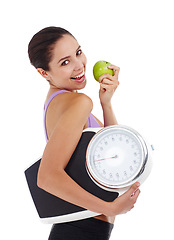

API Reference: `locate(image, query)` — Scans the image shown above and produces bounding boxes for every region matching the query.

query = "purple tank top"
[44,90,101,142]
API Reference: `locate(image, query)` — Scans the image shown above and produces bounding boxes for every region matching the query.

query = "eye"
[76,49,82,56]
[61,60,69,66]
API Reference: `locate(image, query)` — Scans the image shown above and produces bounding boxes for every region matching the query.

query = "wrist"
[101,101,112,110]
[102,201,115,217]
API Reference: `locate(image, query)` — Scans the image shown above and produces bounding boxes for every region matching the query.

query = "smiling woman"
[28,27,87,91]
[27,26,140,240]
[41,35,87,90]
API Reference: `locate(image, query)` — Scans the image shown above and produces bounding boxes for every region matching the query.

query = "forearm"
[101,102,118,127]
[98,64,120,127]
[38,168,110,216]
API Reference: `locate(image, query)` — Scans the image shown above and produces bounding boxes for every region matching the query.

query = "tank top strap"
[44,90,70,142]
[44,90,70,112]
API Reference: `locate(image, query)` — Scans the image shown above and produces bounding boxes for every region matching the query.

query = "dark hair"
[28,26,74,71]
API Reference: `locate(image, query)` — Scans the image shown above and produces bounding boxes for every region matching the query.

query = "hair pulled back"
[28,26,74,71]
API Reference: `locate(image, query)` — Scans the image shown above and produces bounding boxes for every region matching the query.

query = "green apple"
[93,60,114,81]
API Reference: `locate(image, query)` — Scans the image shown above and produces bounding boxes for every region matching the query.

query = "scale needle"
[95,155,118,162]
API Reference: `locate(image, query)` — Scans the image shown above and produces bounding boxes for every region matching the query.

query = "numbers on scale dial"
[91,132,142,185]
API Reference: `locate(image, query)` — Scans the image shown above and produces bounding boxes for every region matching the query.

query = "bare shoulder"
[46,92,93,139]
[49,91,93,113]
[66,92,92,106]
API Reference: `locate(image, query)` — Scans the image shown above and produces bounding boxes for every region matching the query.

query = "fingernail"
[137,182,140,187]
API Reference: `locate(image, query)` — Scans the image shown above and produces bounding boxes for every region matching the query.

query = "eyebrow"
[58,45,81,63]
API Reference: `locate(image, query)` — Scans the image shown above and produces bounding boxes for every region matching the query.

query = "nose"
[74,58,84,71]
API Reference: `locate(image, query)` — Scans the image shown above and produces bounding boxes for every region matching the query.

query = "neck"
[49,84,77,93]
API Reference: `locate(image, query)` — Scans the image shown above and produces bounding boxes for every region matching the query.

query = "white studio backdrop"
[1,0,173,239]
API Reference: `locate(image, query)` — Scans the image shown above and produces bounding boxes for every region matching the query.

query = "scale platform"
[25,127,153,224]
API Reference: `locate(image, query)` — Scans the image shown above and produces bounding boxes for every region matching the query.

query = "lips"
[71,71,85,83]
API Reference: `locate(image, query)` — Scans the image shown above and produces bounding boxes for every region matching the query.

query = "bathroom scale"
[25,125,153,224]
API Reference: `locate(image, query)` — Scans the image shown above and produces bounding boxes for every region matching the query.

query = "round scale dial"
[86,125,148,191]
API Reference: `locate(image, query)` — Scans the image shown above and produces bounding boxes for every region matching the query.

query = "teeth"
[74,71,84,79]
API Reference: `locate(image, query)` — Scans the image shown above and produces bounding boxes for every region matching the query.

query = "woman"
[28,27,140,240]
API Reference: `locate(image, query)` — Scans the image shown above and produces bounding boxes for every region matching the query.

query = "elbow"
[37,169,45,190]
[37,166,63,192]
[37,166,50,190]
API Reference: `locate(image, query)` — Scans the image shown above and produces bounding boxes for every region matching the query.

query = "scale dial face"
[86,125,148,190]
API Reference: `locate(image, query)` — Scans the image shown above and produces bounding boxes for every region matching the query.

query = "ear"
[37,68,51,80]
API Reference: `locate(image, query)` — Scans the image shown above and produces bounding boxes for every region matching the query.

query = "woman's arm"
[38,92,140,217]
[38,93,109,214]
[99,65,120,126]
[101,102,118,126]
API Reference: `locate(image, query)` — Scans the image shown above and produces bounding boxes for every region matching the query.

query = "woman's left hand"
[99,65,120,107]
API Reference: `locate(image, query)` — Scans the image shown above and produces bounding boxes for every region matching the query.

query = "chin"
[74,78,87,91]
[78,78,87,90]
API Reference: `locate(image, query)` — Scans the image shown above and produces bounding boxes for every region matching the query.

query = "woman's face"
[45,34,87,91]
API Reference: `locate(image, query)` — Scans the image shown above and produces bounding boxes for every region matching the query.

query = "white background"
[1,0,174,239]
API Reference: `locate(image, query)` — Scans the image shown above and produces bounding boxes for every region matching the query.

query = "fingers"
[126,182,141,211]
[126,182,141,197]
[108,65,120,79]
[98,65,120,83]
[100,83,114,93]
[111,182,141,216]
[108,65,120,72]
[98,65,120,94]
[98,64,120,104]
[98,73,113,83]
[131,188,141,200]
[99,73,120,95]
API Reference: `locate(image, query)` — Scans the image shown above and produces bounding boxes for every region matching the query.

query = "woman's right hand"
[106,182,141,216]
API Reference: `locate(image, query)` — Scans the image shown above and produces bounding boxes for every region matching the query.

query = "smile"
[71,71,85,83]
